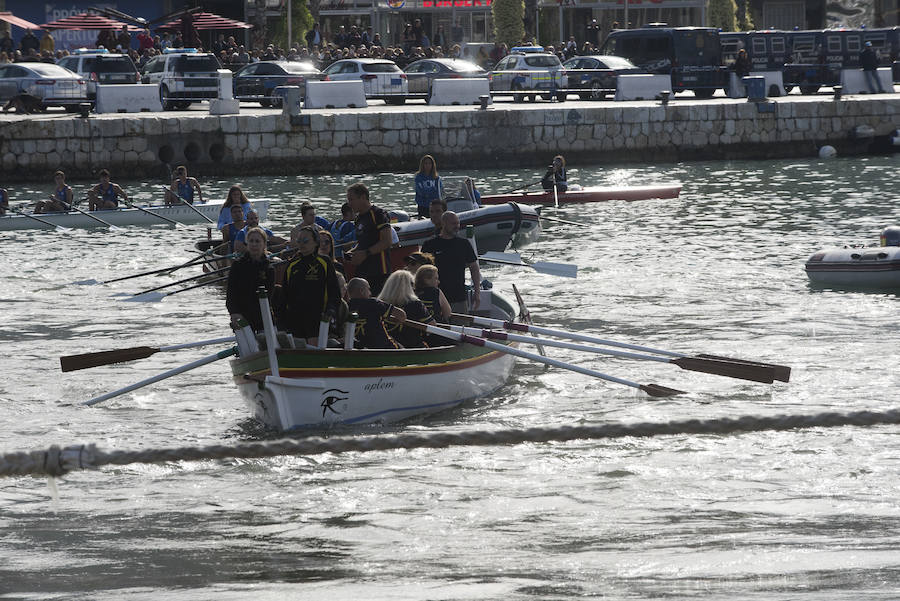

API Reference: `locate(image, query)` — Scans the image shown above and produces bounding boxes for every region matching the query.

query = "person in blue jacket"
[330,202,356,258]
[414,154,443,219]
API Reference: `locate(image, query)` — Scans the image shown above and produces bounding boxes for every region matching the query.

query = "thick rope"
[2,407,898,478]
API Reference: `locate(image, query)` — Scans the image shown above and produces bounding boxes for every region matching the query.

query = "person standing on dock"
[347,183,394,296]
[35,171,72,214]
[167,166,203,206]
[861,42,885,94]
[541,155,567,194]
[87,169,128,211]
[414,154,443,219]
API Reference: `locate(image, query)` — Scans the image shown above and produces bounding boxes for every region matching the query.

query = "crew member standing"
[421,211,481,313]
[347,183,393,295]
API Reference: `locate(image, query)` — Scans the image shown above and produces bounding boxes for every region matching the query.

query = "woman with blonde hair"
[414,154,443,219]
[378,270,432,348]
[414,264,451,323]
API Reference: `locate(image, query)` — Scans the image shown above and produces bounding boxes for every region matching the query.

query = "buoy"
[818,145,837,159]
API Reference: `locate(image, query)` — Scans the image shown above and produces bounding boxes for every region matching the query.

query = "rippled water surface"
[1,154,899,599]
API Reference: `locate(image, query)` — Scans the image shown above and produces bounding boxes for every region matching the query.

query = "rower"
[329,202,356,259]
[300,202,331,231]
[541,155,567,193]
[421,211,481,313]
[167,165,203,206]
[35,171,73,214]
[347,277,406,349]
[429,199,446,236]
[87,169,128,211]
[233,210,285,254]
[346,183,394,296]
[222,205,246,253]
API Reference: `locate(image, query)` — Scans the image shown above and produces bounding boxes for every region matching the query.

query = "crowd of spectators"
[0,19,608,72]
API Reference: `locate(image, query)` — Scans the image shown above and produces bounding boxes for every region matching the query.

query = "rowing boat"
[231,292,519,431]
[0,200,269,231]
[480,183,683,206]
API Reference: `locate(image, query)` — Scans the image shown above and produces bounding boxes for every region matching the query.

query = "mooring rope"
[2,407,899,479]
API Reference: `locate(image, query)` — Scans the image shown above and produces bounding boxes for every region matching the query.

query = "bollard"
[659,90,671,106]
[479,94,490,110]
[275,85,302,116]
[833,85,843,101]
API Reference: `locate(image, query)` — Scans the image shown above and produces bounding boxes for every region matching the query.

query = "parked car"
[321,58,408,105]
[232,60,320,106]
[142,48,221,110]
[404,58,487,99]
[489,47,566,102]
[56,48,139,99]
[0,62,88,111]
[561,55,644,100]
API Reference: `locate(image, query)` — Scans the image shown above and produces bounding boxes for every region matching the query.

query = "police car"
[489,47,566,102]
[57,48,140,100]
[141,48,221,110]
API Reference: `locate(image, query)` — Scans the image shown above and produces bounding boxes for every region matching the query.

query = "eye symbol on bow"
[321,388,349,416]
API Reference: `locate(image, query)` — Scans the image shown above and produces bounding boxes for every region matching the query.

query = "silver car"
[0,62,88,110]
[321,59,408,105]
[404,58,487,99]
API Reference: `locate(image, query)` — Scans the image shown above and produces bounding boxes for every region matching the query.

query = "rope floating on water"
[2,407,899,478]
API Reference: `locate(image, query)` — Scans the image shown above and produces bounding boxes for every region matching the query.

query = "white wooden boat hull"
[0,201,268,231]
[805,246,900,288]
[234,348,516,431]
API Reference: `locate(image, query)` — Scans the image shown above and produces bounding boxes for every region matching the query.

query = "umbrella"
[156,12,252,31]
[0,12,40,30]
[40,13,143,32]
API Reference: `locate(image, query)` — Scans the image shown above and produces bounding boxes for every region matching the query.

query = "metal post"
[288,0,293,48]
[558,4,563,44]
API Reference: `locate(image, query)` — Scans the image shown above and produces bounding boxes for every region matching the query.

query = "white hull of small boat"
[805,246,900,287]
[0,201,268,231]
[394,202,541,253]
[231,292,519,431]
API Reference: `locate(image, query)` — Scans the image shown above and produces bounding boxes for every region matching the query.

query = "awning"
[157,12,252,31]
[0,12,40,30]
[40,13,143,32]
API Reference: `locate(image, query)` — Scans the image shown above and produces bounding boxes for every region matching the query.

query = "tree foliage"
[492,0,525,47]
[707,0,738,31]
[738,0,755,31]
[270,0,314,49]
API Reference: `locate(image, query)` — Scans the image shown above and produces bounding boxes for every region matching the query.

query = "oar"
[479,251,578,279]
[72,253,236,286]
[122,199,184,227]
[552,180,559,209]
[124,275,229,303]
[126,264,231,299]
[59,200,123,231]
[445,325,776,384]
[83,347,237,406]
[539,214,585,227]
[451,313,792,383]
[402,320,685,397]
[60,336,237,372]
[498,180,542,195]
[11,208,71,232]
[163,186,214,224]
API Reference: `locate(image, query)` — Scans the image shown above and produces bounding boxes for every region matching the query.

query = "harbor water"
[1,154,899,599]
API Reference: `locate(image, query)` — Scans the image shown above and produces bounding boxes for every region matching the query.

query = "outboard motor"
[879,225,900,247]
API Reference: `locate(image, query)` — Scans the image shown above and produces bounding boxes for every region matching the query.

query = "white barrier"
[840,67,893,94]
[614,74,671,101]
[304,80,367,109]
[727,71,785,98]
[428,78,490,105]
[210,69,239,115]
[95,84,162,113]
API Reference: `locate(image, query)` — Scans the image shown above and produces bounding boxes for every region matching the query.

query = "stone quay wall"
[0,96,898,181]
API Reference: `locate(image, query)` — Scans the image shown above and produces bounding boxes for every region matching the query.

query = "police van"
[141,48,221,110]
[599,25,727,98]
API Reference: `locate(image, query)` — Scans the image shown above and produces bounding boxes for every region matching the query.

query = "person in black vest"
[347,183,393,295]
[861,41,885,94]
[421,211,481,314]
[226,227,275,332]
[347,277,406,349]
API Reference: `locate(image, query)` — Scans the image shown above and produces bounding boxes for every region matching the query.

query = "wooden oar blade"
[532,261,578,278]
[697,354,791,383]
[60,346,158,372]
[673,357,776,384]
[640,383,686,397]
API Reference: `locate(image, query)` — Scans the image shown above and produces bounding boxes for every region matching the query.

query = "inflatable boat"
[805,226,900,288]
